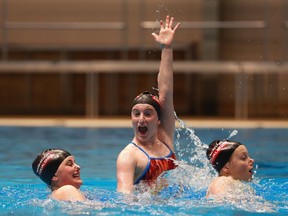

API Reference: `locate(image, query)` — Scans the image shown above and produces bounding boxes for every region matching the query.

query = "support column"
[200,1,220,116]
[202,0,219,60]
[86,73,99,117]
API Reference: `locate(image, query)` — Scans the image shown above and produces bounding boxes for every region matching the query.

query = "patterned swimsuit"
[132,142,177,184]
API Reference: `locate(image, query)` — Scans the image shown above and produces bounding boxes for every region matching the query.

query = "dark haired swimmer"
[206,140,254,198]
[116,15,180,194]
[32,149,85,201]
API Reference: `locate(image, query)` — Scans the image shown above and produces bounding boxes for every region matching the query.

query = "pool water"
[0,125,287,215]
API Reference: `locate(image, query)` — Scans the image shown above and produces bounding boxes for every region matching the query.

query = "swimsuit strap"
[131,142,151,184]
[131,141,175,184]
[131,141,173,158]
[161,143,174,158]
[130,142,151,159]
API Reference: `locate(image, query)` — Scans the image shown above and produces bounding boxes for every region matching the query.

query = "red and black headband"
[132,91,161,119]
[206,140,242,173]
[32,149,71,186]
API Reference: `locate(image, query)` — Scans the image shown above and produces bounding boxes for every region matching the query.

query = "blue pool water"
[0,124,287,215]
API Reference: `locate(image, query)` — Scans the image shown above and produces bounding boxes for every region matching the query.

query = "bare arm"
[116,149,136,194]
[151,16,180,151]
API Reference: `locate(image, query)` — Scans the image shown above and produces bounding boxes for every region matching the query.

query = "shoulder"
[206,176,235,197]
[117,144,138,165]
[56,184,78,192]
[51,185,85,202]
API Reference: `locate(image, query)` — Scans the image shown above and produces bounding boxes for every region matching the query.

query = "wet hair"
[132,91,161,119]
[32,149,71,186]
[206,140,243,173]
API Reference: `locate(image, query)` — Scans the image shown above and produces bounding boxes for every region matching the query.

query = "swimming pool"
[0,124,287,215]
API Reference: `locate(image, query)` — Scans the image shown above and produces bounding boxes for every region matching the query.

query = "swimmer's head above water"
[206,140,255,198]
[132,91,161,119]
[206,140,242,173]
[32,149,71,186]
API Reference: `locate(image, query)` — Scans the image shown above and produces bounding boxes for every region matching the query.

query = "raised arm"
[151,15,180,151]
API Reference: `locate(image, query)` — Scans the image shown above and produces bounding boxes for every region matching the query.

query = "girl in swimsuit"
[206,140,255,198]
[32,148,86,201]
[116,15,180,194]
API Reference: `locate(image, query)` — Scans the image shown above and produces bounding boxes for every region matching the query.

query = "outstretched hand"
[152,15,180,46]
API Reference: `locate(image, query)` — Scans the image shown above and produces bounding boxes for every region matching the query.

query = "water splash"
[164,112,216,192]
[174,111,209,166]
[165,114,278,213]
[226,129,238,140]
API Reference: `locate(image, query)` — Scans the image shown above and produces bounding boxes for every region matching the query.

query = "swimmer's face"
[53,156,83,189]
[226,145,254,181]
[131,103,160,142]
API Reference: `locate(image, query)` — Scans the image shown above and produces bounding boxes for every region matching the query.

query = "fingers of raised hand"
[160,20,164,29]
[166,15,170,28]
[165,15,178,30]
[169,17,174,28]
[173,22,180,31]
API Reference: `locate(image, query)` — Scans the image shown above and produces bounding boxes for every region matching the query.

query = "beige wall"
[0,0,288,119]
[220,0,286,61]
[0,0,203,47]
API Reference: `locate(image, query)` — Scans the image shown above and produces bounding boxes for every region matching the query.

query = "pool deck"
[0,117,288,128]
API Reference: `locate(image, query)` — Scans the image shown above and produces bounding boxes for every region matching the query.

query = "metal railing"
[141,21,266,29]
